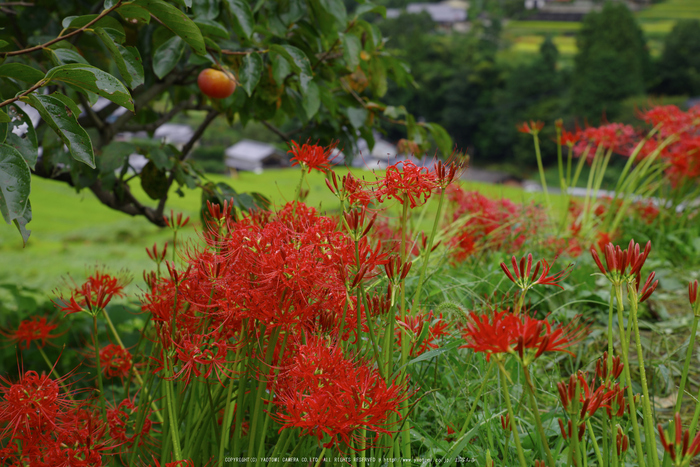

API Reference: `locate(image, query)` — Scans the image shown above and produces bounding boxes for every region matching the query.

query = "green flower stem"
[163,374,183,461]
[37,346,74,401]
[359,285,385,381]
[615,287,647,467]
[498,362,527,467]
[246,327,280,467]
[399,195,411,461]
[603,417,610,467]
[410,187,446,310]
[218,345,243,466]
[608,285,615,371]
[457,362,494,438]
[314,448,326,467]
[532,132,551,210]
[628,289,660,467]
[296,168,307,201]
[92,315,107,421]
[675,315,699,414]
[523,366,555,467]
[586,419,604,467]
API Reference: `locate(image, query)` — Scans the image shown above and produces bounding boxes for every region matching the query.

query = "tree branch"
[0,0,123,57]
[180,110,219,160]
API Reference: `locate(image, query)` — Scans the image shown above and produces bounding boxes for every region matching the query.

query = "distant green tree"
[570,2,649,122]
[653,19,700,96]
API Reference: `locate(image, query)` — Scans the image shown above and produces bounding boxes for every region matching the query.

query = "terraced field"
[504,0,697,57]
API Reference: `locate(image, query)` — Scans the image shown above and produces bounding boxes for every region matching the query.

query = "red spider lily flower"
[460,310,516,360]
[342,208,377,241]
[461,311,586,363]
[0,369,70,440]
[169,335,236,387]
[635,271,659,303]
[658,413,700,465]
[557,371,622,423]
[378,160,438,209]
[516,120,545,135]
[500,254,572,291]
[689,280,700,316]
[573,123,637,158]
[395,311,450,357]
[100,344,133,380]
[107,397,155,452]
[273,337,407,452]
[558,417,585,442]
[150,458,198,467]
[164,210,190,230]
[559,128,582,147]
[326,171,378,207]
[146,242,168,264]
[590,239,652,283]
[616,425,629,456]
[55,269,130,317]
[288,139,340,173]
[500,414,510,431]
[595,351,624,383]
[432,159,465,189]
[0,316,61,350]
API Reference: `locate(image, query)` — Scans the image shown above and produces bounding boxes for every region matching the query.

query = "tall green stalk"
[498,362,527,467]
[614,286,646,467]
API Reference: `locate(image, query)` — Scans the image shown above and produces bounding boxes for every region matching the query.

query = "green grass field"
[0,169,557,293]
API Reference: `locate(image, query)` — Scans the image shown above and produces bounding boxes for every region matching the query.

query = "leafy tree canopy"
[0,0,451,246]
[570,2,650,122]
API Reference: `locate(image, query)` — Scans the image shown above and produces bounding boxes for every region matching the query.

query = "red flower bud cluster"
[658,413,700,464]
[500,253,572,291]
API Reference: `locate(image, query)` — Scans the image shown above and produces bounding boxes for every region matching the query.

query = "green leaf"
[355,2,386,18]
[99,142,135,174]
[134,0,206,55]
[193,0,220,19]
[147,147,174,171]
[44,63,134,111]
[13,198,31,247]
[319,0,346,24]
[302,80,320,119]
[0,40,9,50]
[0,110,9,123]
[340,33,361,70]
[95,28,145,89]
[116,4,151,24]
[193,18,228,39]
[47,48,90,66]
[384,105,406,119]
[0,143,31,227]
[346,107,367,129]
[276,45,313,91]
[369,56,387,97]
[270,52,290,85]
[0,63,45,84]
[3,105,39,170]
[239,53,263,97]
[23,94,95,168]
[425,122,453,158]
[152,36,185,79]
[225,0,254,40]
[140,160,169,200]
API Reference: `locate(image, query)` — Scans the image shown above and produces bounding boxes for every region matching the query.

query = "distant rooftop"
[386,1,468,23]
